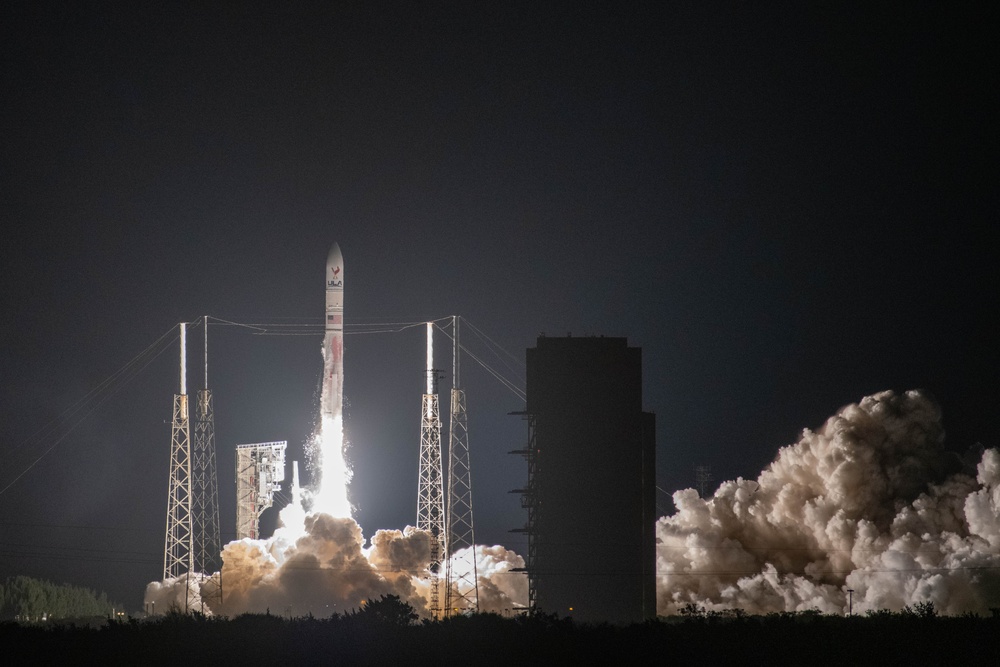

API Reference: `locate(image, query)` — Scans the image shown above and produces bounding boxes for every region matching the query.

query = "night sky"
[2,3,995,609]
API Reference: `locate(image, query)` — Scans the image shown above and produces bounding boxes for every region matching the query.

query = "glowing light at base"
[309,414,353,519]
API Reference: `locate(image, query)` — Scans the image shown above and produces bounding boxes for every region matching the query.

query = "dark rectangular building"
[521,335,656,624]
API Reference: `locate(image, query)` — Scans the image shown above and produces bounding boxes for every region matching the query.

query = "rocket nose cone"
[327,242,343,266]
[327,242,344,288]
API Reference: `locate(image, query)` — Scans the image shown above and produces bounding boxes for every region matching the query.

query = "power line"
[1,314,523,500]
[433,319,525,402]
[0,323,181,497]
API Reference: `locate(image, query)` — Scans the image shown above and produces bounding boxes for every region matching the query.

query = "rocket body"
[322,243,344,421]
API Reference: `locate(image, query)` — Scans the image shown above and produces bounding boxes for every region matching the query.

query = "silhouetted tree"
[350,594,418,627]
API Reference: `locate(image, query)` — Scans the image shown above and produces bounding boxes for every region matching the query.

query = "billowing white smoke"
[145,497,526,617]
[658,389,1000,615]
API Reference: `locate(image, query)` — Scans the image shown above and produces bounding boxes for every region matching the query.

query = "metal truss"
[417,386,445,617]
[509,412,538,613]
[193,389,221,574]
[445,386,479,614]
[164,393,193,580]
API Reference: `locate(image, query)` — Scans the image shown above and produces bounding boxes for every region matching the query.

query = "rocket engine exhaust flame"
[657,390,1000,616]
[308,415,352,519]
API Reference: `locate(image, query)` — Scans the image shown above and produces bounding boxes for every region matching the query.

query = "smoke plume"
[657,389,1000,615]
[144,499,526,617]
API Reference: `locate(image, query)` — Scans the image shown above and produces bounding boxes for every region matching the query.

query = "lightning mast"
[417,322,445,617]
[695,465,713,499]
[164,322,194,581]
[193,317,221,574]
[445,316,479,614]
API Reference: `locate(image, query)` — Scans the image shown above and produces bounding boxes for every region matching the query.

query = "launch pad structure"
[417,323,446,616]
[193,319,222,610]
[235,441,287,540]
[163,323,193,581]
[445,316,479,614]
[514,336,656,624]
[159,244,489,618]
[163,319,222,600]
[419,317,481,617]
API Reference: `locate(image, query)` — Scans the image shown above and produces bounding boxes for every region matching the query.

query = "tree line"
[3,595,1000,664]
[0,576,121,621]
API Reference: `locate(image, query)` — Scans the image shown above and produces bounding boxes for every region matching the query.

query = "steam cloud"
[657,390,1000,615]
[145,500,527,617]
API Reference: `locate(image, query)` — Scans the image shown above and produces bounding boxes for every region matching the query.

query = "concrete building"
[514,335,656,624]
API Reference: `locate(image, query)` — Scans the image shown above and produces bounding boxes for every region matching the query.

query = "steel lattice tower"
[164,323,194,582]
[192,319,221,576]
[445,316,479,614]
[417,323,445,617]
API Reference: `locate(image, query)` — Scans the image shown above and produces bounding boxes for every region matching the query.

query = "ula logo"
[328,266,342,287]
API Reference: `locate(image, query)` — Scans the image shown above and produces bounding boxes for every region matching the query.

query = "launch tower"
[192,318,221,575]
[417,322,445,616]
[164,323,193,580]
[235,441,287,540]
[445,316,479,614]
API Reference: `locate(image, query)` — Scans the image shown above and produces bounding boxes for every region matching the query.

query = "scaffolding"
[508,412,538,612]
[235,441,287,540]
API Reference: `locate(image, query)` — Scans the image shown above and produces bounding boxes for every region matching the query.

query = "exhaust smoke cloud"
[145,417,526,617]
[657,390,1000,615]
[144,495,527,617]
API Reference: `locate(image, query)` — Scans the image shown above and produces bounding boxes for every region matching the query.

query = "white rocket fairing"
[322,243,344,421]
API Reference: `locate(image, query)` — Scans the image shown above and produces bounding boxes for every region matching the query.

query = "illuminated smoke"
[144,503,526,616]
[657,390,1000,615]
[463,544,529,614]
[145,415,525,617]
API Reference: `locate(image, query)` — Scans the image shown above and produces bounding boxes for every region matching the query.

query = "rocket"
[322,242,344,421]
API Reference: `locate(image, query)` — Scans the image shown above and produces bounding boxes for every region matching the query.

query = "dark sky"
[1,3,996,609]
